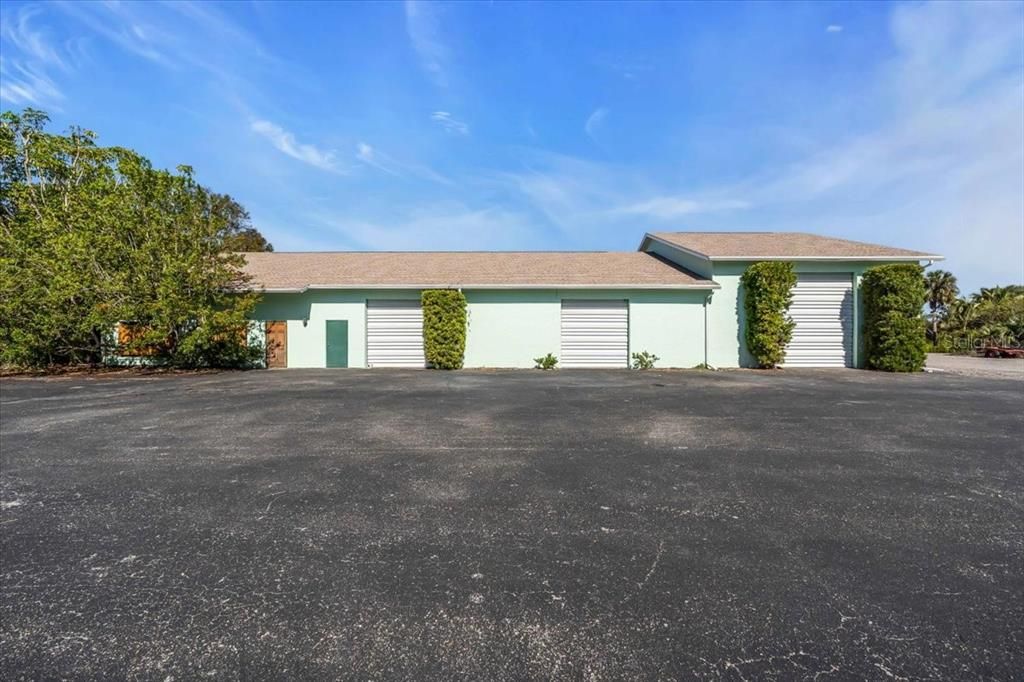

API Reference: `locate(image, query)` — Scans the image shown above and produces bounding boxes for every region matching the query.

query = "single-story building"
[241,232,942,369]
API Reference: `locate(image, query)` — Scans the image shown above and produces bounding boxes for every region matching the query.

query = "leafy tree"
[211,193,273,252]
[972,285,1024,304]
[924,269,958,343]
[967,286,1024,347]
[0,108,264,368]
[932,285,1024,352]
[1,109,121,365]
[943,298,977,336]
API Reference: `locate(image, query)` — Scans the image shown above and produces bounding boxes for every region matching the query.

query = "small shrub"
[534,353,558,370]
[422,289,467,370]
[631,351,659,369]
[862,264,928,372]
[741,262,797,368]
[692,362,713,370]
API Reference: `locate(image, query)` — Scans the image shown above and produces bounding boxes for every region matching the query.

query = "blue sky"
[1,1,1021,293]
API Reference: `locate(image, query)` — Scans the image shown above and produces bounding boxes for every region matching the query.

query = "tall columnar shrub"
[741,262,797,368]
[421,289,467,369]
[861,264,928,372]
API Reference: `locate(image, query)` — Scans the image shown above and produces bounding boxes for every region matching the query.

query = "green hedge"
[741,262,797,368]
[422,289,467,369]
[862,264,928,372]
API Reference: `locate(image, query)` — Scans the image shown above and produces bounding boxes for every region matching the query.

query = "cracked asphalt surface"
[1,369,1022,679]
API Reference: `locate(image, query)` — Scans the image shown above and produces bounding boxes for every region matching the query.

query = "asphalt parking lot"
[1,369,1022,679]
[926,352,1024,379]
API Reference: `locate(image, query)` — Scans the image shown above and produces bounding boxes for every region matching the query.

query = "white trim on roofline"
[639,233,944,262]
[708,255,945,261]
[253,281,720,293]
[640,235,715,262]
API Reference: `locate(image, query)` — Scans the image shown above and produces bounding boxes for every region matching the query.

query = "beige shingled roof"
[647,232,942,260]
[240,251,718,291]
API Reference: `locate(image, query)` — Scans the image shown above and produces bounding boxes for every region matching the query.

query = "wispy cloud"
[595,54,655,81]
[682,1,1023,291]
[431,111,469,135]
[0,58,63,107]
[355,141,452,184]
[494,151,751,243]
[826,25,843,33]
[2,6,69,70]
[50,0,290,101]
[0,6,70,106]
[584,107,609,139]
[615,197,749,219]
[492,152,673,241]
[310,201,541,251]
[163,1,272,61]
[55,1,170,66]
[405,0,449,87]
[355,142,392,174]
[251,120,341,172]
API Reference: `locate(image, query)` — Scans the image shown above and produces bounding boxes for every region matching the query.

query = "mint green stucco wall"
[254,290,419,368]
[253,288,709,368]
[463,290,559,368]
[464,289,708,368]
[625,290,709,368]
[705,261,881,369]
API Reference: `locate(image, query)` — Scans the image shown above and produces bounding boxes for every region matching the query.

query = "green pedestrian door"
[325,320,349,368]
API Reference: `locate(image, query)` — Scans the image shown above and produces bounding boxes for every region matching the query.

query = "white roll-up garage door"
[366,300,425,368]
[560,300,629,368]
[782,274,854,368]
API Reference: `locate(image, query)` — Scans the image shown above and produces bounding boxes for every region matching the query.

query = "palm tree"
[944,298,976,334]
[925,269,959,343]
[972,285,1024,304]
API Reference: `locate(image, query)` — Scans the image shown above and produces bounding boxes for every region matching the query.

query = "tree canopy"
[924,269,959,343]
[934,284,1024,352]
[211,192,274,253]
[0,108,271,368]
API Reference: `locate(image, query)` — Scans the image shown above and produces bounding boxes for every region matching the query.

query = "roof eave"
[706,255,945,262]
[248,282,720,292]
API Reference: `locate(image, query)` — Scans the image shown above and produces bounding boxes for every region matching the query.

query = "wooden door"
[266,321,287,368]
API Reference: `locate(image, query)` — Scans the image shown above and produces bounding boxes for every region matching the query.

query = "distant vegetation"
[0,109,272,369]
[925,270,1024,353]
